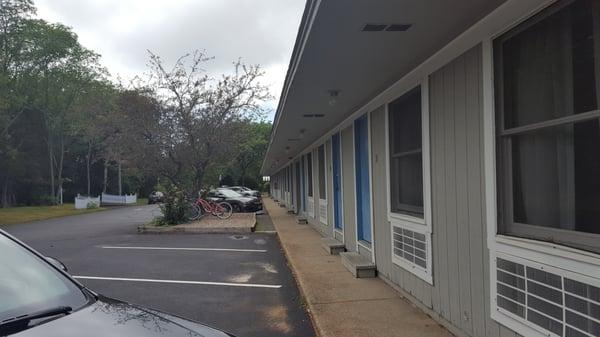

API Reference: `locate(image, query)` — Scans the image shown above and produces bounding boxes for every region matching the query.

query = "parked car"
[208,188,262,213]
[147,191,164,204]
[0,230,235,337]
[223,186,261,199]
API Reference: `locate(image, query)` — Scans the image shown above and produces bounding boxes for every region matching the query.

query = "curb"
[138,213,257,234]
[271,221,324,337]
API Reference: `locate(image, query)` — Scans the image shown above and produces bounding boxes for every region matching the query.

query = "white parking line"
[73,276,282,289]
[100,246,266,253]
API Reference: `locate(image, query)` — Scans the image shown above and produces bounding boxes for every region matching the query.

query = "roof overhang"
[262,0,507,175]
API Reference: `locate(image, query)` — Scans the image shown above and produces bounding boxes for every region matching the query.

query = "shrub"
[155,184,189,226]
[86,201,99,209]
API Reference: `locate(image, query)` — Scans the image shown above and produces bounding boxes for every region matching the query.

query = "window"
[388,86,424,217]
[318,145,326,199]
[495,0,600,254]
[307,153,313,197]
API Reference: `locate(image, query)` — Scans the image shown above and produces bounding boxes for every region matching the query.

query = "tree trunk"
[103,161,108,193]
[118,161,122,195]
[56,138,65,205]
[86,141,92,196]
[48,141,55,204]
[1,178,8,208]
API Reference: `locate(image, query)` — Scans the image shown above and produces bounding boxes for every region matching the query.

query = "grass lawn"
[0,204,106,225]
[137,198,149,205]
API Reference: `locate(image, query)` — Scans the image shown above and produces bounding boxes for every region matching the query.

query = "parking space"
[2,207,315,337]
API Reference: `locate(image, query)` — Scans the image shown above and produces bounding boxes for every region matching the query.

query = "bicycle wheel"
[186,203,202,221]
[215,202,233,219]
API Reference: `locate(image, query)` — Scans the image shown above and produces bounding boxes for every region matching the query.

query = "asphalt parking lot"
[2,206,315,337]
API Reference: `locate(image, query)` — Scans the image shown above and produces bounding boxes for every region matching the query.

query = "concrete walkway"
[264,198,453,337]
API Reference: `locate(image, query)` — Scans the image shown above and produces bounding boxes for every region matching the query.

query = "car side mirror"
[46,256,68,272]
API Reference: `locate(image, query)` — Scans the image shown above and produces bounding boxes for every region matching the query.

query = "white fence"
[74,195,101,209]
[101,193,137,205]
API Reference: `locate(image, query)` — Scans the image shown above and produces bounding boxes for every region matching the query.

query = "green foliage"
[156,184,190,226]
[219,121,271,189]
[0,1,158,206]
[0,1,271,207]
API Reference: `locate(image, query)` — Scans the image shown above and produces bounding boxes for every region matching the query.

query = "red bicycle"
[187,197,233,220]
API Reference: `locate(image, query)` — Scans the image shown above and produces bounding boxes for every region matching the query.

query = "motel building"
[262,0,600,336]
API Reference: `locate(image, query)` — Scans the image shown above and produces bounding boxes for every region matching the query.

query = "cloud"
[34,0,305,121]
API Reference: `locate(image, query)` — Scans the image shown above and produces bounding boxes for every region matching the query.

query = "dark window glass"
[318,145,326,198]
[388,87,423,217]
[495,0,600,253]
[307,153,313,197]
[500,0,597,129]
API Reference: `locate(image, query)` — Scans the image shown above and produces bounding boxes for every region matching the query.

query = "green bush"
[156,185,190,226]
[86,201,99,209]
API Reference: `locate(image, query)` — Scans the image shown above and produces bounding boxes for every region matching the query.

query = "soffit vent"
[495,257,600,337]
[302,114,325,118]
[386,24,412,32]
[362,23,412,32]
[362,23,387,32]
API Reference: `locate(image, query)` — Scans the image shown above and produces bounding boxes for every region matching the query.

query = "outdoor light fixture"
[299,129,306,139]
[328,90,340,106]
[285,146,291,154]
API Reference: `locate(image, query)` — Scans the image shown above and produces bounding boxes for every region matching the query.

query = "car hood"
[14,296,233,337]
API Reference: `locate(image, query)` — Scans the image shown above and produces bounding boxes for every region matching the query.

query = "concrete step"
[340,252,376,278]
[296,217,308,224]
[321,238,346,255]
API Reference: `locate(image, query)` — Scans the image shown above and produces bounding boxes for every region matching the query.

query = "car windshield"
[218,189,242,198]
[0,234,89,324]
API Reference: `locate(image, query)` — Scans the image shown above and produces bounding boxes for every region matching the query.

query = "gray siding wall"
[341,125,356,251]
[269,43,520,337]
[370,104,433,308]
[369,45,519,337]
[325,140,334,235]
[307,142,331,237]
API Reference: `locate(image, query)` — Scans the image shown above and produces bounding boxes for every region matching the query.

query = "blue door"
[295,161,301,213]
[332,133,343,230]
[301,156,306,212]
[354,115,372,243]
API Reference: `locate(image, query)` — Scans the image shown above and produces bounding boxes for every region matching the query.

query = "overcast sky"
[34,0,306,120]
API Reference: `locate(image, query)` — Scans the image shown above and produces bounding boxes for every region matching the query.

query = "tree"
[26,21,106,203]
[145,50,272,192]
[0,0,36,206]
[231,121,271,186]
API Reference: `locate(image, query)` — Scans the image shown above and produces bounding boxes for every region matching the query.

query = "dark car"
[208,188,262,213]
[223,186,261,199]
[147,191,164,204]
[0,230,234,337]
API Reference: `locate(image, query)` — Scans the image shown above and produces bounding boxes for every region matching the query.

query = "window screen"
[494,0,600,253]
[388,86,424,217]
[318,145,326,198]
